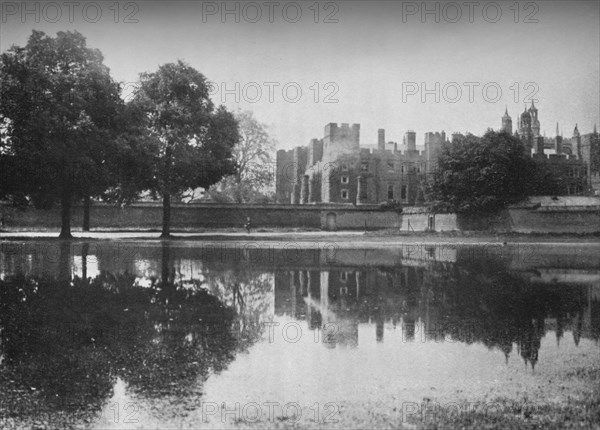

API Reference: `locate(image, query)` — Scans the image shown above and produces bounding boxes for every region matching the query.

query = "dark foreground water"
[0,240,599,429]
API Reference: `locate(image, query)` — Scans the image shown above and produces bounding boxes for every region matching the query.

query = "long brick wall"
[0,203,323,229]
[1,200,599,233]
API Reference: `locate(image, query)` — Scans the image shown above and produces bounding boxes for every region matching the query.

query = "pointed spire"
[505,105,508,115]
[556,122,559,137]
[529,99,537,113]
[594,124,598,134]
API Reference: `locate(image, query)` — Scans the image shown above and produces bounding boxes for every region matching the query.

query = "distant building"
[276,123,448,205]
[581,125,600,195]
[506,103,594,195]
[277,106,598,205]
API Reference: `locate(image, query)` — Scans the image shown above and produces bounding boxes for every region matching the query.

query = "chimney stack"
[378,129,385,151]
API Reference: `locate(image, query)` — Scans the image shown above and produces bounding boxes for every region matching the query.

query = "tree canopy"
[130,61,239,236]
[209,110,276,204]
[427,130,553,214]
[0,30,123,237]
[1,33,240,238]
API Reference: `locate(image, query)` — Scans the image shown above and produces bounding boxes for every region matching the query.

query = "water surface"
[1,240,598,428]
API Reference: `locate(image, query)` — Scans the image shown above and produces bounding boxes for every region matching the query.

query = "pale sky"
[2,0,599,150]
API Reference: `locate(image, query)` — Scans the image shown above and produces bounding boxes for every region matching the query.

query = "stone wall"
[1,198,599,233]
[0,203,322,230]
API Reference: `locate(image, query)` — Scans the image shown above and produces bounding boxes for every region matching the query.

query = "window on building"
[361,161,369,172]
[401,185,407,200]
[387,184,394,200]
[387,161,394,171]
[340,272,348,282]
[341,189,349,200]
[401,165,404,174]
[341,176,349,184]
[341,163,348,171]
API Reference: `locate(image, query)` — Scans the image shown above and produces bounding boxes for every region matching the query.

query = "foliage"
[378,200,403,213]
[101,102,159,204]
[426,130,557,214]
[208,110,276,203]
[130,61,239,235]
[0,30,124,236]
[208,175,275,204]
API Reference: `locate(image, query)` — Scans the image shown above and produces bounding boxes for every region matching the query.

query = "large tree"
[0,30,123,238]
[131,61,239,237]
[209,110,276,203]
[427,130,545,214]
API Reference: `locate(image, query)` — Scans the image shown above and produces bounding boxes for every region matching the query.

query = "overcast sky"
[2,0,599,149]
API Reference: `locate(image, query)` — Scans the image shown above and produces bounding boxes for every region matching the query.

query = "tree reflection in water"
[0,268,258,427]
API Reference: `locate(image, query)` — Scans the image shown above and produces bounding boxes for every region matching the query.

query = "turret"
[572,123,582,159]
[501,106,512,134]
[555,124,563,155]
[529,101,540,137]
[519,105,533,151]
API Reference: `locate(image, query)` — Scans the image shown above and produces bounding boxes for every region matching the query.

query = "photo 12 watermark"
[399,399,541,424]
[401,81,540,104]
[120,81,340,104]
[206,81,340,104]
[201,401,340,424]
[399,1,539,24]
[1,1,140,24]
[200,1,340,24]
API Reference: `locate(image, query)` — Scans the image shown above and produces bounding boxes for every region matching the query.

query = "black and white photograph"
[1,1,599,428]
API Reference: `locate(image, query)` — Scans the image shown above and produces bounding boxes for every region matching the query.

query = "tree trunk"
[161,240,171,284]
[59,189,73,239]
[83,196,91,232]
[58,241,71,281]
[82,242,89,280]
[160,241,176,299]
[161,192,171,238]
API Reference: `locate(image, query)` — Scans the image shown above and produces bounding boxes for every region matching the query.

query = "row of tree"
[1,30,276,238]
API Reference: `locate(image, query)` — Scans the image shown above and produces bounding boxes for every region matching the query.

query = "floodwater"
[0,240,599,429]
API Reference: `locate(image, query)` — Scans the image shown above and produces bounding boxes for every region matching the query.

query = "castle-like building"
[275,123,447,205]
[276,104,600,205]
[504,102,599,195]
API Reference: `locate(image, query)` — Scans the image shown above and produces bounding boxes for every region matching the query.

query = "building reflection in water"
[274,265,599,369]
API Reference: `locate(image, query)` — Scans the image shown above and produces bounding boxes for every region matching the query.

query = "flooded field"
[1,240,599,429]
